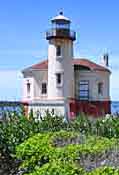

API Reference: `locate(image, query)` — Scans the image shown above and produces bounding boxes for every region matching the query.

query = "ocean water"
[111,101,119,114]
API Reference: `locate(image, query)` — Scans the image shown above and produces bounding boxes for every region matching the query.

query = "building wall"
[69,100,111,118]
[22,67,111,117]
[22,70,48,101]
[28,100,66,119]
[74,70,110,101]
[48,39,74,100]
[22,68,110,102]
[33,70,48,100]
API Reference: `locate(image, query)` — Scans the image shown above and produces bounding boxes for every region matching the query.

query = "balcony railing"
[46,28,76,41]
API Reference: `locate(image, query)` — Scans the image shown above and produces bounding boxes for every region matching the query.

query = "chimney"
[101,53,109,67]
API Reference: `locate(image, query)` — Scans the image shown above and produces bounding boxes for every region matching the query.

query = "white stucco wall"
[48,38,74,100]
[74,70,110,101]
[32,70,48,99]
[22,67,110,102]
[22,70,48,101]
[28,100,66,119]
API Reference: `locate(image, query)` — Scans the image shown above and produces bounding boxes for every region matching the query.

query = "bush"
[16,130,119,175]
[0,110,119,158]
[0,110,67,157]
[68,114,119,138]
[0,113,36,156]
[88,166,119,175]
[37,111,67,132]
[94,116,119,138]
[0,110,119,174]
[68,113,92,134]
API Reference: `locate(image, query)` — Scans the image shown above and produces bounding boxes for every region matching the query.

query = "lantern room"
[46,12,76,41]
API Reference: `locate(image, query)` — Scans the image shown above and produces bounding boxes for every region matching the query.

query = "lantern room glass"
[52,21,70,30]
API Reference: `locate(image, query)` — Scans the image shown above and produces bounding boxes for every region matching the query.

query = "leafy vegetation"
[16,130,119,175]
[88,166,119,175]
[69,114,119,138]
[0,109,119,174]
[0,112,37,156]
[0,111,66,157]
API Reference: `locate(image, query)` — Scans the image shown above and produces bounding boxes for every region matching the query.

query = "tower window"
[56,73,63,86]
[41,82,47,94]
[56,73,61,84]
[56,45,61,56]
[27,81,31,97]
[98,82,103,95]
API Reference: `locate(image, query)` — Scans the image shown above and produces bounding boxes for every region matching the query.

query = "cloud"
[109,55,119,101]
[0,70,22,101]
[110,70,119,101]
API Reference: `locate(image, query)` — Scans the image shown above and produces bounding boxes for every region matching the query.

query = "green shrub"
[16,131,119,175]
[0,113,37,156]
[68,114,92,134]
[88,166,119,175]
[94,116,119,138]
[0,110,119,158]
[0,111,67,157]
[24,161,84,175]
[68,115,119,138]
[0,109,119,174]
[37,111,67,132]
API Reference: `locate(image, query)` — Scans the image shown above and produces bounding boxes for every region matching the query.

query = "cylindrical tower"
[46,12,76,100]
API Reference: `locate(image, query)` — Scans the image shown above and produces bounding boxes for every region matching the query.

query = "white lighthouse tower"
[46,12,76,102]
[22,12,111,118]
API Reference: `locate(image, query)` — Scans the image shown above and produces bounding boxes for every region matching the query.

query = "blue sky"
[0,0,119,100]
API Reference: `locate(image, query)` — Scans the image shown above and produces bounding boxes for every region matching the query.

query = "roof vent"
[100,53,109,67]
[103,53,109,67]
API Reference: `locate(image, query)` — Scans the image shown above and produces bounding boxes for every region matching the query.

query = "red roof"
[31,60,48,70]
[23,58,110,72]
[73,59,110,72]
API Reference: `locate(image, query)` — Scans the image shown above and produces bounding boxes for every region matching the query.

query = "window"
[56,73,61,85]
[98,82,103,95]
[41,83,47,94]
[27,81,31,97]
[79,80,89,100]
[56,45,61,57]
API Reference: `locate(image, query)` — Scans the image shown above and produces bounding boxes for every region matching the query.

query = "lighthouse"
[22,12,111,118]
[46,12,76,101]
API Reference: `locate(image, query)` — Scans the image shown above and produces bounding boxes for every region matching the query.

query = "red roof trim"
[73,59,110,72]
[31,60,48,70]
[23,58,110,73]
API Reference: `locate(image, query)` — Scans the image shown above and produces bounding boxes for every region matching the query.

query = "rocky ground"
[0,155,20,175]
[79,149,119,172]
[0,149,119,175]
